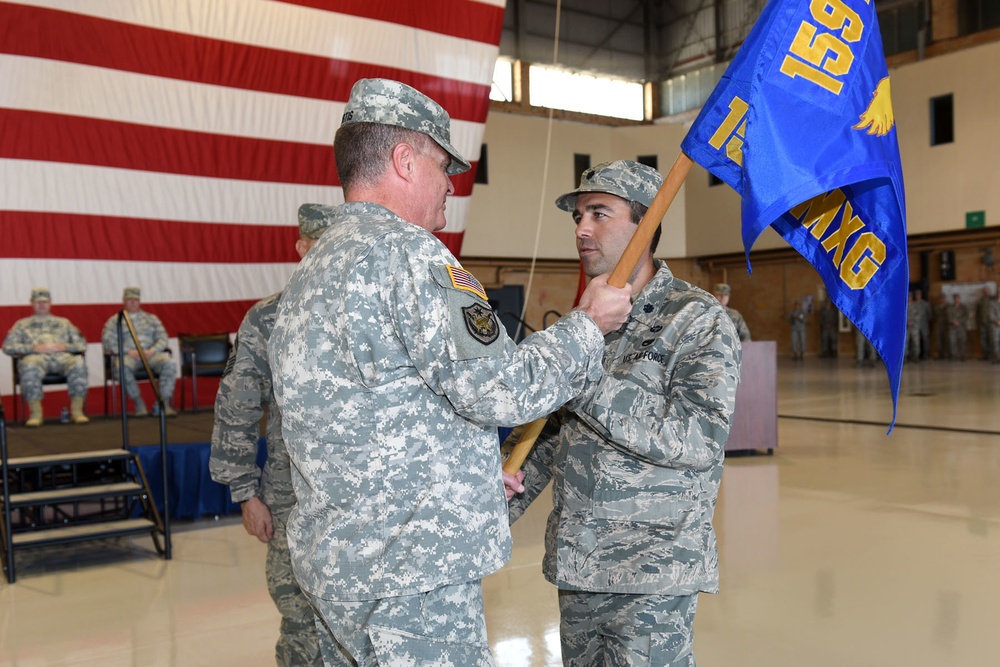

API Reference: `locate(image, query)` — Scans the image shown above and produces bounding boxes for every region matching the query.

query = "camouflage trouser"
[113,353,177,403]
[905,326,920,360]
[17,353,88,400]
[820,329,838,357]
[949,326,967,360]
[306,580,494,667]
[979,323,993,359]
[269,513,324,667]
[935,325,948,359]
[558,590,698,667]
[790,328,805,357]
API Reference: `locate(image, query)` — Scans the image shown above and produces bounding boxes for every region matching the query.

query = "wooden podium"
[725,340,777,454]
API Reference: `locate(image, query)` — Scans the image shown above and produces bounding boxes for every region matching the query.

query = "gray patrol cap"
[123,286,141,300]
[30,287,50,302]
[340,78,471,176]
[556,160,664,212]
[714,283,731,296]
[297,203,337,239]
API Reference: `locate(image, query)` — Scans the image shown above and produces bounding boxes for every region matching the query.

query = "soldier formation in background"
[2,288,89,426]
[101,287,178,417]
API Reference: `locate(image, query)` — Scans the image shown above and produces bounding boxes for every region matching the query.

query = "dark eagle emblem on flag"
[462,303,500,345]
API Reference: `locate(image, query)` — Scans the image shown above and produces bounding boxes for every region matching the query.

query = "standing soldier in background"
[933,295,950,360]
[2,288,89,427]
[904,292,921,362]
[947,294,969,362]
[101,288,178,416]
[788,300,807,360]
[976,286,993,361]
[913,290,932,360]
[854,324,877,368]
[818,300,839,359]
[989,291,1000,365]
[713,283,751,342]
[210,204,337,667]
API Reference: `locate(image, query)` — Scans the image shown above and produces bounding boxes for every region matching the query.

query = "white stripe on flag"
[0,55,488,156]
[10,0,500,83]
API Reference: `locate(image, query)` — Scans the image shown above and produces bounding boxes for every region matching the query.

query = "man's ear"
[295,238,310,259]
[391,141,417,182]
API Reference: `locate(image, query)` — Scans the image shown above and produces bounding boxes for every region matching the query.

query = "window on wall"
[573,154,591,186]
[637,155,658,170]
[530,66,644,121]
[490,59,514,102]
[474,144,488,184]
[930,94,954,146]
[958,0,1000,35]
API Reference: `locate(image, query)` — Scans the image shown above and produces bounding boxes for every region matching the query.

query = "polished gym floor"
[2,356,999,666]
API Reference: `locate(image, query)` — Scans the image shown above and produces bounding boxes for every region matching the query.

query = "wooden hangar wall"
[462,37,1000,356]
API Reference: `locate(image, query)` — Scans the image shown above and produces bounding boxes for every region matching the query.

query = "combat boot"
[69,396,90,425]
[133,400,149,417]
[25,400,44,427]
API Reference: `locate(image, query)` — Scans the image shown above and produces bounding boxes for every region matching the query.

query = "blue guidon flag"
[681,0,908,430]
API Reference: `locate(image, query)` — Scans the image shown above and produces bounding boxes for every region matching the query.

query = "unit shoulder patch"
[462,303,500,345]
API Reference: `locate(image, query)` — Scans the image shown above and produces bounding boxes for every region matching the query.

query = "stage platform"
[3,411,262,520]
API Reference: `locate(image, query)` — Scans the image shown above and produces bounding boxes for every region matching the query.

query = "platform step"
[11,518,158,548]
[6,449,132,469]
[5,482,145,508]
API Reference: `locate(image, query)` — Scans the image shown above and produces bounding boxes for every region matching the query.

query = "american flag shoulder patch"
[445,265,488,301]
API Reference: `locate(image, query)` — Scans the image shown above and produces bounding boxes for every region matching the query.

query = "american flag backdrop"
[0,0,505,403]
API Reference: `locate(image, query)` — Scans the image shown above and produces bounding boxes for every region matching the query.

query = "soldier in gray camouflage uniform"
[946,294,969,361]
[989,291,1000,364]
[267,78,632,667]
[209,204,337,667]
[507,161,742,667]
[101,287,178,416]
[2,288,90,427]
[712,283,751,342]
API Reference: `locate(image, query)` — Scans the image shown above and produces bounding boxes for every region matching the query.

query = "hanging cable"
[515,0,563,340]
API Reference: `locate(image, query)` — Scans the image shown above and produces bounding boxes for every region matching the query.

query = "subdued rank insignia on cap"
[462,303,500,346]
[446,265,488,301]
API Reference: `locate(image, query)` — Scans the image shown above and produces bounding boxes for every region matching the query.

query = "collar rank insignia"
[462,303,500,345]
[446,265,488,301]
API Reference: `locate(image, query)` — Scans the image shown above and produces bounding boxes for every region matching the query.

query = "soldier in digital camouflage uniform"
[913,290,932,360]
[266,78,632,667]
[2,288,90,426]
[933,294,949,360]
[101,287,178,416]
[507,161,742,667]
[976,286,993,361]
[712,283,751,342]
[989,291,1000,364]
[209,204,337,667]
[817,299,839,358]
[904,292,921,362]
[788,300,806,360]
[947,294,969,361]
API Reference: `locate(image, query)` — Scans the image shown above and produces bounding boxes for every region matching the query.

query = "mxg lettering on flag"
[681,0,908,429]
[0,0,504,399]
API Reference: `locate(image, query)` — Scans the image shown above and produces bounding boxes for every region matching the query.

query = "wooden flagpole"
[502,153,693,475]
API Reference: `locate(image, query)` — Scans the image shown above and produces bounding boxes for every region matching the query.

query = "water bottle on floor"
[60,406,69,423]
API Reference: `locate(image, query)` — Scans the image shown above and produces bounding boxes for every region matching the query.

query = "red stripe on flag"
[276,0,505,43]
[0,301,260,344]
[0,211,301,263]
[434,231,465,261]
[0,4,493,123]
[0,110,479,195]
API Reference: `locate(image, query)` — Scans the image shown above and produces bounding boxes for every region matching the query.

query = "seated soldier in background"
[713,283,752,342]
[101,287,178,416]
[2,288,90,427]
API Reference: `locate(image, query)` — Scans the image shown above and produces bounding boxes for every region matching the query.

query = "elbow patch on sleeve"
[430,264,507,361]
